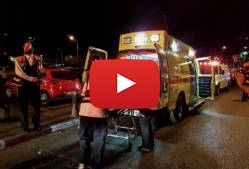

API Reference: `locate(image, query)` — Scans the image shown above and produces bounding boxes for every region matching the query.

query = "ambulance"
[197,56,230,96]
[116,30,214,122]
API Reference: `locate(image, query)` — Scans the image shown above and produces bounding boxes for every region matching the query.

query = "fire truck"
[116,30,214,123]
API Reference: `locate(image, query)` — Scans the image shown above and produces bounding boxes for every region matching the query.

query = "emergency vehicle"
[117,30,214,122]
[197,56,230,96]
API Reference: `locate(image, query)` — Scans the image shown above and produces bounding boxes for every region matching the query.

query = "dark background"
[0,0,249,64]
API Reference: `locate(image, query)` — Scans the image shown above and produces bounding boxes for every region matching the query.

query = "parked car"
[0,66,14,80]
[4,67,82,105]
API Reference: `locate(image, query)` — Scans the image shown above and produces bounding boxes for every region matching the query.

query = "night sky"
[0,0,249,60]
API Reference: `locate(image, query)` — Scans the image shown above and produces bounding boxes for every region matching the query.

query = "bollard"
[71,91,78,117]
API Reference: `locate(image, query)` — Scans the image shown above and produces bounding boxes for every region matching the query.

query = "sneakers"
[34,125,42,131]
[137,145,152,153]
[78,163,93,169]
[23,129,30,135]
[22,126,30,135]
[78,163,85,169]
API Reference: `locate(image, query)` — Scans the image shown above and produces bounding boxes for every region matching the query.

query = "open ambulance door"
[154,43,169,109]
[195,57,215,100]
[82,46,108,84]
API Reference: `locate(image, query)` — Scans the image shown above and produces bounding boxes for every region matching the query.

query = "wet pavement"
[0,98,78,149]
[1,86,249,169]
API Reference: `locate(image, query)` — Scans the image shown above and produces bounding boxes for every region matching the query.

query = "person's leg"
[30,84,41,129]
[242,91,248,102]
[78,116,92,165]
[138,109,157,152]
[139,116,153,149]
[18,86,30,132]
[149,114,157,149]
[90,118,108,169]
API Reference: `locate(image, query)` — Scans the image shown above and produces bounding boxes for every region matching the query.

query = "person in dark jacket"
[14,41,45,134]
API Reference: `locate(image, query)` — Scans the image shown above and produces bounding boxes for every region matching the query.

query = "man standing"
[78,69,108,169]
[15,41,45,134]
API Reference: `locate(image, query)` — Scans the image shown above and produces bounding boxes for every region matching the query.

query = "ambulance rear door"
[154,43,169,109]
[195,57,215,100]
[82,46,108,83]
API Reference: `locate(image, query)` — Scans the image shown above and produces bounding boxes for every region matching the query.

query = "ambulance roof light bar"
[134,32,160,46]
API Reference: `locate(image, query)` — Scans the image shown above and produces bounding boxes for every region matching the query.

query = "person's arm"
[35,55,45,76]
[81,80,88,97]
[15,59,38,82]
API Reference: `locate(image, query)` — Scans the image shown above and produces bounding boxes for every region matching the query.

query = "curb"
[0,119,79,150]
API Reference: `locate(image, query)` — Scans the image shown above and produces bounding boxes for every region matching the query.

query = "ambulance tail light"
[212,61,219,66]
[199,61,211,65]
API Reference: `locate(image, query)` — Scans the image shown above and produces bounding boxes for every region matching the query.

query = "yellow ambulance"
[117,30,214,122]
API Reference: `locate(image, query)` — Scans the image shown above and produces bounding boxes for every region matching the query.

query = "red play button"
[90,59,160,109]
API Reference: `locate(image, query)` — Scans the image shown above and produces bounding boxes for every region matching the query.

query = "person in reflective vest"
[235,61,249,101]
[78,62,107,169]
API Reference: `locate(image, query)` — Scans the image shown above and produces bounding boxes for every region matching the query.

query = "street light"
[67,34,80,116]
[68,34,79,58]
[221,45,227,50]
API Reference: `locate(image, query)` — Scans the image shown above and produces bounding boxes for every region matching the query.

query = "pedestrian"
[234,59,249,102]
[78,57,108,169]
[232,54,249,102]
[240,62,249,102]
[137,109,157,153]
[14,41,45,134]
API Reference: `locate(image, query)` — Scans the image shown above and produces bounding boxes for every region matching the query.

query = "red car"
[4,67,82,105]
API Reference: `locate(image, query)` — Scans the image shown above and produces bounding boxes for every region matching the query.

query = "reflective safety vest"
[79,81,106,118]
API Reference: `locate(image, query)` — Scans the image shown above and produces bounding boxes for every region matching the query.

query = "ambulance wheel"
[169,95,187,123]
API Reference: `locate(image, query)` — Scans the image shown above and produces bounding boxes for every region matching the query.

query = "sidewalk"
[0,101,140,151]
[0,99,79,150]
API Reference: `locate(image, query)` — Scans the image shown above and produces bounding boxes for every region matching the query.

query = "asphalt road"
[1,86,249,169]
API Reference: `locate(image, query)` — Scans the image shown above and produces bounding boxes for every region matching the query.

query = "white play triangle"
[117,73,136,93]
